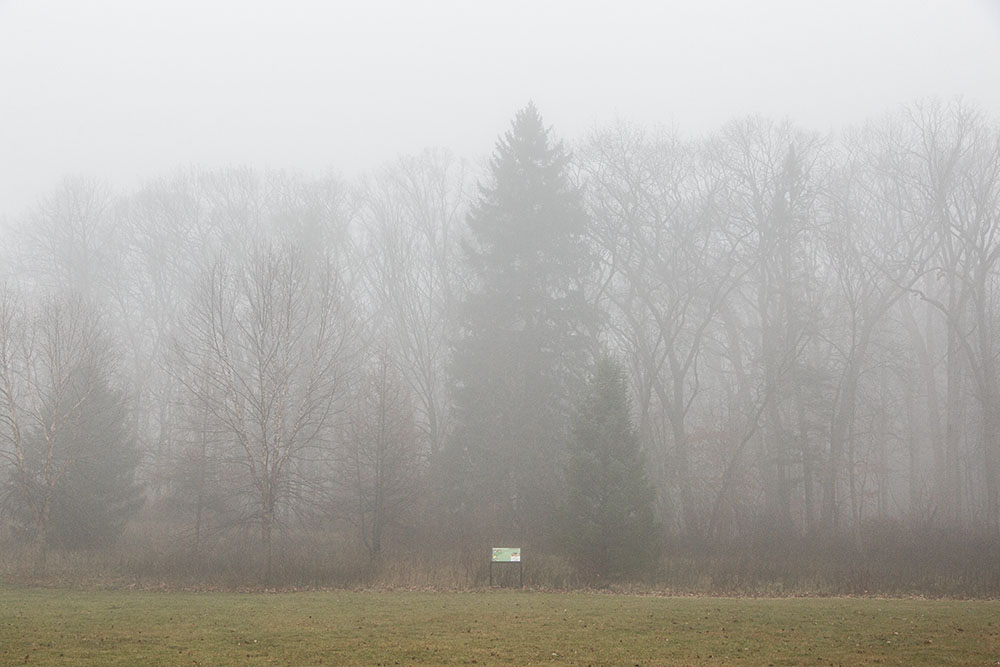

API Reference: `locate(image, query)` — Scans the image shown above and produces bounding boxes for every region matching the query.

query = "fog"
[3,1,1000,593]
[3,1,999,219]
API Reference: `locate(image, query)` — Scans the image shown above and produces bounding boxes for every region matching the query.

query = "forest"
[2,99,1000,594]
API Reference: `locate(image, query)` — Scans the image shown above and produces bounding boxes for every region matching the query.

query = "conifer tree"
[564,356,660,581]
[44,364,143,550]
[446,103,594,542]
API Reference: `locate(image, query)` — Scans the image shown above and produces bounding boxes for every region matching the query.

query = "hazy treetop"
[2,0,999,219]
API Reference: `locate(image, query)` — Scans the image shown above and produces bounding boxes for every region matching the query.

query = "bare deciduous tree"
[173,244,360,579]
[357,150,467,457]
[335,348,422,563]
[0,290,131,571]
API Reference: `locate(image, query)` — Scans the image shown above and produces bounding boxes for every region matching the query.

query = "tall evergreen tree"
[564,356,660,581]
[446,103,594,543]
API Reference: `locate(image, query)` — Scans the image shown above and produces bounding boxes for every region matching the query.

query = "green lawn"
[2,587,999,665]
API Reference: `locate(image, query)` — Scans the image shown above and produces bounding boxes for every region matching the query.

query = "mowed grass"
[2,587,999,665]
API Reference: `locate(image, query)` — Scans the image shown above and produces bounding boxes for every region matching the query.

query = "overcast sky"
[2,0,999,219]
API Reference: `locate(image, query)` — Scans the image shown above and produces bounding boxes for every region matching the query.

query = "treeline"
[2,99,1000,594]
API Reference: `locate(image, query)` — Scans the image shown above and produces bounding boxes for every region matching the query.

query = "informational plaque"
[491,547,521,562]
[490,547,523,587]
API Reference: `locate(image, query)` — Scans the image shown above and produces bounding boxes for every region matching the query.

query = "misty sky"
[2,0,999,220]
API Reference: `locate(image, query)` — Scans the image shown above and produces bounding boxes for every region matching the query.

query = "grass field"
[2,587,999,665]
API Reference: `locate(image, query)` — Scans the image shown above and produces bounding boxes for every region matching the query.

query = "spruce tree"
[10,360,143,552]
[447,103,594,542]
[564,356,660,581]
[42,364,142,550]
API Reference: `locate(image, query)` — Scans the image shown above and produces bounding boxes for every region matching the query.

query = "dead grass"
[2,586,999,665]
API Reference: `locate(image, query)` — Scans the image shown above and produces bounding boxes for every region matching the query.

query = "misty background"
[3,1,1000,221]
[3,2,1000,593]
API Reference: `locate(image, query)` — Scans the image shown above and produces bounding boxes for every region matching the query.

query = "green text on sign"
[492,547,521,562]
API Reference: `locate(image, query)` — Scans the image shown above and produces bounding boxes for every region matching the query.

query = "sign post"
[490,547,522,587]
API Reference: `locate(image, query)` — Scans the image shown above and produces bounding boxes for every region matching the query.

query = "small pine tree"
[563,356,660,581]
[43,364,143,550]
